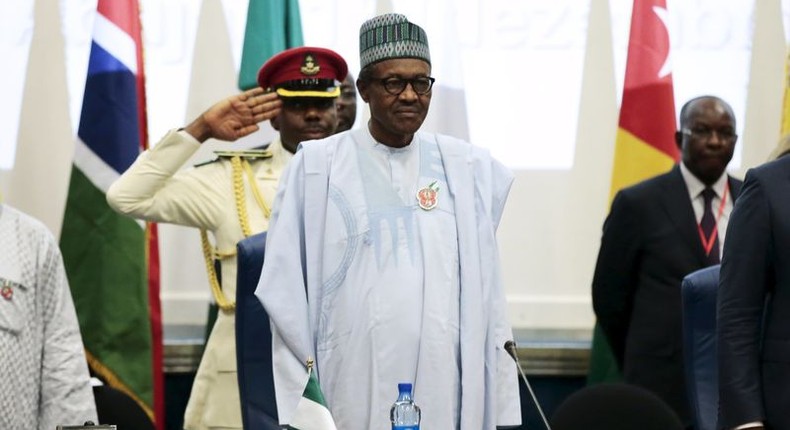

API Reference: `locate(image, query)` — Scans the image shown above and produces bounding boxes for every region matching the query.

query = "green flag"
[238,0,304,90]
[288,369,337,430]
[586,325,623,384]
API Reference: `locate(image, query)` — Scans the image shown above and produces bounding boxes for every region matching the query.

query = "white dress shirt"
[679,162,733,260]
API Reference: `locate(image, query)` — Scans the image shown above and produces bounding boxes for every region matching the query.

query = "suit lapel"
[659,166,709,265]
[728,175,742,202]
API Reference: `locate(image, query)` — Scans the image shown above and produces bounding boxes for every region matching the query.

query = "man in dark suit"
[592,95,742,425]
[718,150,790,430]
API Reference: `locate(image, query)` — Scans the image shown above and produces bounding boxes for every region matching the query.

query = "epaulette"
[194,149,273,168]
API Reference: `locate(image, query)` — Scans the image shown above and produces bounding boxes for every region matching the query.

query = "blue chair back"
[681,264,721,430]
[235,232,280,429]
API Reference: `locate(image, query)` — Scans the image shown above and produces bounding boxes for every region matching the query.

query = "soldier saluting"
[107,46,348,430]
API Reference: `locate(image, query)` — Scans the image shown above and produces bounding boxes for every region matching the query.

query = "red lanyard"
[696,183,729,257]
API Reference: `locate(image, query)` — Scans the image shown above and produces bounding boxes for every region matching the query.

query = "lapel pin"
[1,283,12,301]
[417,181,440,211]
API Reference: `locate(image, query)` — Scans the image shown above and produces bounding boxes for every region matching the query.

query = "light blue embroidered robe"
[256,128,521,430]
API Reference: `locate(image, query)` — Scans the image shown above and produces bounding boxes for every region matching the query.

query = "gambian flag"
[287,367,337,430]
[59,0,164,427]
[238,0,303,90]
[587,0,679,384]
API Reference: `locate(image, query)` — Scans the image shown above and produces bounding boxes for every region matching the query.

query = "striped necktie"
[700,188,720,264]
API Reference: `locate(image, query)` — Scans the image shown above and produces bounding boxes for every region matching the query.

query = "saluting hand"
[184,87,283,143]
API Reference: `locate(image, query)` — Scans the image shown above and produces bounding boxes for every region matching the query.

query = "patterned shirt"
[0,204,96,429]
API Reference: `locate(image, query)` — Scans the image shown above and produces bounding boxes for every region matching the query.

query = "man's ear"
[674,131,683,150]
[357,79,370,103]
[270,115,281,131]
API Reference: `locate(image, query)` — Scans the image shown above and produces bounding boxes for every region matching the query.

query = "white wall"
[0,0,787,330]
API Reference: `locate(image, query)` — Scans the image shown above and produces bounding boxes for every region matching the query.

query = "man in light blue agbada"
[256,13,521,430]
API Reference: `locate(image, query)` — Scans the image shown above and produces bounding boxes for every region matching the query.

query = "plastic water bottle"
[390,382,421,430]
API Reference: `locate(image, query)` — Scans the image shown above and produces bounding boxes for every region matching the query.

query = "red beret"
[257,47,348,98]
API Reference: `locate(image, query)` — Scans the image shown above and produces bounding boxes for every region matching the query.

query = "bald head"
[679,96,735,130]
[675,96,737,185]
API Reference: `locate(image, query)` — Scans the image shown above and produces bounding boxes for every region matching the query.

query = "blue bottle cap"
[398,382,412,393]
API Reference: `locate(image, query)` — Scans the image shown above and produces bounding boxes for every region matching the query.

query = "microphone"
[504,340,552,430]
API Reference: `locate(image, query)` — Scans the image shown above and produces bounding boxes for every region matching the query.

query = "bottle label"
[392,426,419,430]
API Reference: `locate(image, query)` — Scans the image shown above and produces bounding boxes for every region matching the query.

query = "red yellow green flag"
[609,0,678,198]
[588,0,679,384]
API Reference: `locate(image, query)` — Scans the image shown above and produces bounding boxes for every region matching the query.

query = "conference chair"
[681,264,721,430]
[549,383,684,430]
[235,232,280,429]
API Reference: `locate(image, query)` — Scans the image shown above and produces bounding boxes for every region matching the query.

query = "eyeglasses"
[681,127,738,142]
[375,76,436,95]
